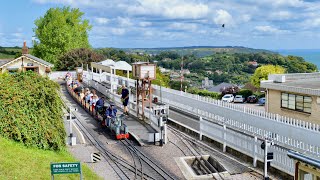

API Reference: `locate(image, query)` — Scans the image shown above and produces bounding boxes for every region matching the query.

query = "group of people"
[65,73,130,121]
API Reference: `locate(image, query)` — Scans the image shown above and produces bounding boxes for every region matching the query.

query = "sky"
[0,0,320,49]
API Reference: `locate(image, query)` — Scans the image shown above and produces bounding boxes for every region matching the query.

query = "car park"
[247,95,258,103]
[234,95,245,103]
[222,94,234,103]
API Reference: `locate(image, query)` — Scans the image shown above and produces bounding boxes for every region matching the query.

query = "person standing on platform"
[121,85,129,115]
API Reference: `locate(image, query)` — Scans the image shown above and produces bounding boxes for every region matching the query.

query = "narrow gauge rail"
[67,83,129,140]
[61,85,158,180]
[63,84,176,179]
[120,139,176,180]
[168,126,220,179]
[168,126,264,179]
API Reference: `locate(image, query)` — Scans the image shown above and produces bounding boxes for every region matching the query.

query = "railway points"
[58,79,269,180]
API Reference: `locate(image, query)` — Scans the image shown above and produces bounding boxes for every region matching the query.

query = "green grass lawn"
[0,137,102,180]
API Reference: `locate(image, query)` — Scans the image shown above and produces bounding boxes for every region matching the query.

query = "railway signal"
[261,139,274,180]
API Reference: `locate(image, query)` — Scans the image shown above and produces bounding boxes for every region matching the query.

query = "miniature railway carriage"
[66,81,129,140]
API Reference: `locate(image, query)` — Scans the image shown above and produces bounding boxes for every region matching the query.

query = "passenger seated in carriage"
[95,96,105,115]
[105,103,117,127]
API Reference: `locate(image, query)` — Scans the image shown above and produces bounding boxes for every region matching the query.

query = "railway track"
[120,139,176,180]
[168,125,266,179]
[61,84,176,180]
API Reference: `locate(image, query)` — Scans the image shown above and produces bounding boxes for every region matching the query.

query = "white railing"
[152,84,320,133]
[81,70,320,175]
[49,71,76,80]
[162,98,320,157]
[200,118,295,174]
[82,76,161,132]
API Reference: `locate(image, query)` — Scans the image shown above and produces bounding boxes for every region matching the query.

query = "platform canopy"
[91,59,132,73]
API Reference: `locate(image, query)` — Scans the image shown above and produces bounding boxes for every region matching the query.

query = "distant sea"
[276,49,320,70]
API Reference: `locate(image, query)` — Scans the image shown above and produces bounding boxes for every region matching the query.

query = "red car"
[247,95,258,103]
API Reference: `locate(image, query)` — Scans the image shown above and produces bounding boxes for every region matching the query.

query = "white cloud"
[143,30,154,37]
[11,33,23,38]
[139,21,152,27]
[168,22,198,31]
[254,25,289,34]
[128,0,209,19]
[213,10,234,26]
[94,17,109,25]
[117,17,132,27]
[240,14,251,22]
[32,0,102,7]
[269,11,293,20]
[270,0,303,7]
[302,17,320,28]
[111,28,126,35]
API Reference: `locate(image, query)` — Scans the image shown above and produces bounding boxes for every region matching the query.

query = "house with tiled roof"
[0,42,53,76]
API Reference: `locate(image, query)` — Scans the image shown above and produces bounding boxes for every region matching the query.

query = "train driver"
[105,103,117,126]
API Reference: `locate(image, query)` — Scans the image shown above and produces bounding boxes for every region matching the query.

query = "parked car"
[222,94,234,103]
[258,97,266,106]
[234,95,245,103]
[247,95,258,103]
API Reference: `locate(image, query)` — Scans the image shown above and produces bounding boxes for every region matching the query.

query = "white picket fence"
[58,70,320,176]
[81,76,161,132]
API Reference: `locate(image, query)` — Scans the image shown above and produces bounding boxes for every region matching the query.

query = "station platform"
[60,80,158,146]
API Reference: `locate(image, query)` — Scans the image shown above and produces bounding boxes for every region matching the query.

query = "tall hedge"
[0,72,65,150]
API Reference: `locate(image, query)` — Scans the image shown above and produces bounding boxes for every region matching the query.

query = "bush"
[0,72,65,150]
[254,91,265,98]
[187,87,220,99]
[237,89,253,98]
[57,48,104,71]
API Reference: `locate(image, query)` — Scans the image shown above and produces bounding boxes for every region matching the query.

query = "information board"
[51,162,81,175]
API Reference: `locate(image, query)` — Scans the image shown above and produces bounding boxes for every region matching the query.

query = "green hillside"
[122,46,274,57]
[0,46,33,59]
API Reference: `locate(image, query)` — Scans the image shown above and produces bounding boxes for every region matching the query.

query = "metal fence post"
[253,136,257,167]
[223,124,227,152]
[199,116,203,140]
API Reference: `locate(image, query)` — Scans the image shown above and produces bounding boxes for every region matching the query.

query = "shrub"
[0,72,65,150]
[254,91,265,98]
[237,89,253,98]
[187,87,220,99]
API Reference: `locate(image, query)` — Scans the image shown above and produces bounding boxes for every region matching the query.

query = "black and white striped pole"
[91,152,101,163]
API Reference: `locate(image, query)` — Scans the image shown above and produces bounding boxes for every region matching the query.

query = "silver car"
[233,95,245,103]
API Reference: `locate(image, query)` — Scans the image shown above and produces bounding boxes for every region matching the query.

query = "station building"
[261,73,320,124]
[0,42,53,76]
[288,151,320,180]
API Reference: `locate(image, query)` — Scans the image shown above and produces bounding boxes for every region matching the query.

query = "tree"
[57,48,104,71]
[33,6,91,68]
[220,86,240,95]
[152,67,170,87]
[250,65,286,88]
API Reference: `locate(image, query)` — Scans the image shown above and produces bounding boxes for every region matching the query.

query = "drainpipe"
[266,88,269,112]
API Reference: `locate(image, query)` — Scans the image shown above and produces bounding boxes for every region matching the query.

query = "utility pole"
[180,56,184,92]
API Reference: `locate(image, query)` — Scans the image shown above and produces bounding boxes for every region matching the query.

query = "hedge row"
[0,72,65,150]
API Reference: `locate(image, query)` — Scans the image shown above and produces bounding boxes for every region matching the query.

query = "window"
[281,93,312,113]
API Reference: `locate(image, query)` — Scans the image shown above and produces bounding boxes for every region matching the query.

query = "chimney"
[22,41,29,54]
